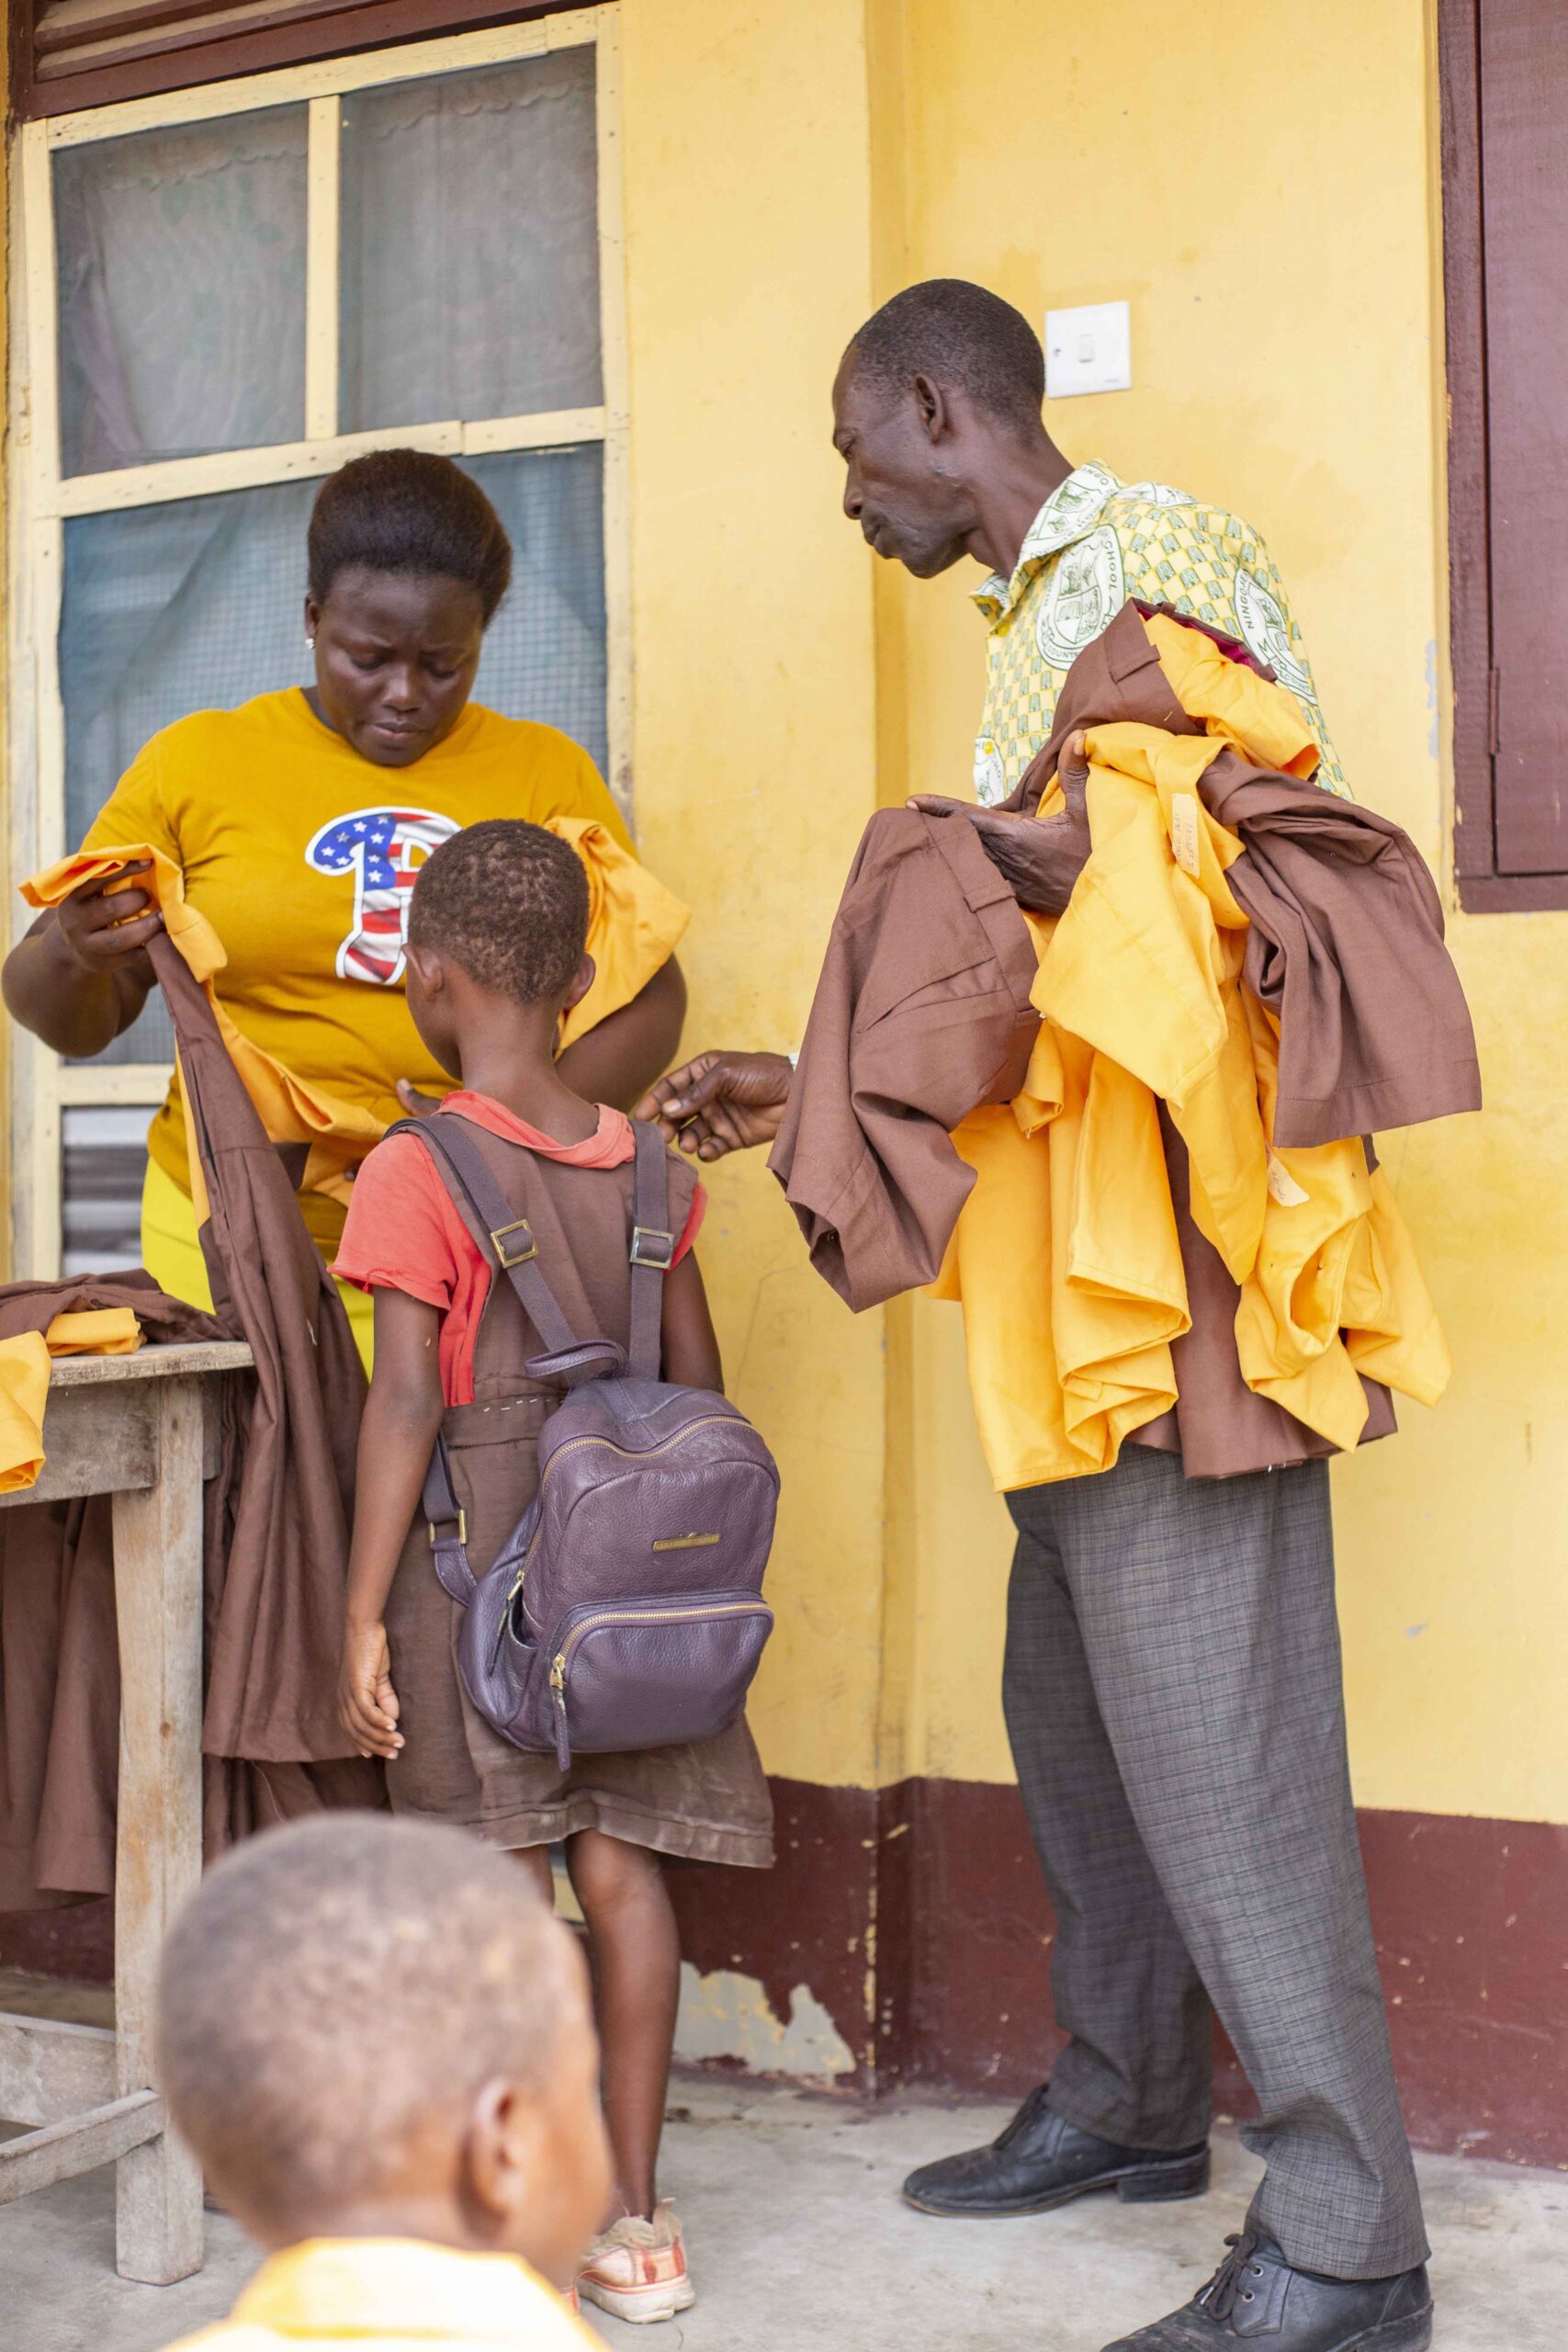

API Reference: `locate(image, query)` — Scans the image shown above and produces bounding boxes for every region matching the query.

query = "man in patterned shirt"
[639,283,1434,2352]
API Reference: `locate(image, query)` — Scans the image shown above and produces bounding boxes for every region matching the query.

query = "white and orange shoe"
[576,2199,695,2325]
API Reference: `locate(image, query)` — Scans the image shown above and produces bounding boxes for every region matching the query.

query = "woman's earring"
[305,634,316,651]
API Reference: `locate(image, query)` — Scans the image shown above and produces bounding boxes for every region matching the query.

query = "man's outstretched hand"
[907,729,1092,915]
[635,1050,795,1161]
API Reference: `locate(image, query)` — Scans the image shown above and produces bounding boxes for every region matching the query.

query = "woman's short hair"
[307,448,513,625]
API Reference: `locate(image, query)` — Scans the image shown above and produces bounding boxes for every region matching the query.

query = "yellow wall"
[622,0,1566,1832]
[619,2,891,1789]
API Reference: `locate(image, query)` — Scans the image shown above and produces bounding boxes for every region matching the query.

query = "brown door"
[1477,2,1568,875]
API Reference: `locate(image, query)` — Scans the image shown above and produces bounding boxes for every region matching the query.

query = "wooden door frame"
[1439,0,1568,912]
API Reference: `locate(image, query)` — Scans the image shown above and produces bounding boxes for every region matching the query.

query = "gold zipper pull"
[549,1654,566,1692]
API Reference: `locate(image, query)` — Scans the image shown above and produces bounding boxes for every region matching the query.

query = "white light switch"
[1044,300,1132,399]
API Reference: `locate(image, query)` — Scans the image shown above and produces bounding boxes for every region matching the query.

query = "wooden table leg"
[109,1374,205,2285]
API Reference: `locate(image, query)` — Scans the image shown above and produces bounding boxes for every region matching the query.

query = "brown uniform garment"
[1,923,393,1917]
[767,805,1041,1312]
[777,599,1476,1480]
[1006,600,1482,1147]
[0,1275,221,1910]
[384,1114,773,1868]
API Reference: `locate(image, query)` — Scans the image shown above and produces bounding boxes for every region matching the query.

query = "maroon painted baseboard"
[671,1780,1567,2166]
[4,1781,1562,2164]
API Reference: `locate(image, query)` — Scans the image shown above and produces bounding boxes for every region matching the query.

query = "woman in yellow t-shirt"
[2,451,686,1359]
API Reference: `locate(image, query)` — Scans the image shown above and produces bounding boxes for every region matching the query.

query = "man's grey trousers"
[1003,1444,1427,2278]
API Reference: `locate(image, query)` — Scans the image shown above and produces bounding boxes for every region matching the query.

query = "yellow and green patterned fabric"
[970,458,1349,804]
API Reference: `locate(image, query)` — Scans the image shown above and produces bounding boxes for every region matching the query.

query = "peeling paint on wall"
[673,1963,857,2081]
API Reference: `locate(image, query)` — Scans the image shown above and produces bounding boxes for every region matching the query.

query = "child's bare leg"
[511,1844,556,1905]
[565,1827,679,2220]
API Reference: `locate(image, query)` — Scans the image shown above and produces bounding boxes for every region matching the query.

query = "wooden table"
[0,1340,253,2285]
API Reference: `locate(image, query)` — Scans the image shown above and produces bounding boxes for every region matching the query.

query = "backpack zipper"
[505,1415,741,1609]
[538,1415,739,1488]
[547,1599,770,1769]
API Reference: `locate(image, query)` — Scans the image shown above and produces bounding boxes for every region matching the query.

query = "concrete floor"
[3,2075,1562,2352]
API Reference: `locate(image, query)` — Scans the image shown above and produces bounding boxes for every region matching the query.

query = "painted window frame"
[1438,0,1568,912]
[5,5,630,1279]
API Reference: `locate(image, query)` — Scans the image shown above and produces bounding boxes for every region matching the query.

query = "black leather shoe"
[1101,2232,1434,2350]
[902,2083,1210,2217]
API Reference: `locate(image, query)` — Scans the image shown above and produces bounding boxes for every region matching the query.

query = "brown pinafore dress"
[383,1115,774,1867]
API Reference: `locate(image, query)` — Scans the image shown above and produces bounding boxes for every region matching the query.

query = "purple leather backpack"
[392,1114,778,1767]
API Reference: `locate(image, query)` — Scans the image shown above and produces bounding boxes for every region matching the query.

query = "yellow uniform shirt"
[934,620,1448,1491]
[162,2236,598,2352]
[969,459,1350,804]
[81,690,640,1249]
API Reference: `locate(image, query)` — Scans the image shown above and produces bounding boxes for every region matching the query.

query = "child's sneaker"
[577,2199,695,2324]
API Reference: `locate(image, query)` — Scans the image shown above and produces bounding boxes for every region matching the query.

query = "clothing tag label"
[1267,1153,1310,1208]
[1170,791,1201,876]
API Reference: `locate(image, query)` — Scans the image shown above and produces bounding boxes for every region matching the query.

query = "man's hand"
[907,729,1092,915]
[634,1050,795,1161]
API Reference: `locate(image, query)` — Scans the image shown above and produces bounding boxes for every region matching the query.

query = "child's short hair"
[408,819,590,1004]
[158,1815,581,2233]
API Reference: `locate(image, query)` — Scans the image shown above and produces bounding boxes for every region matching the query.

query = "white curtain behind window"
[54,107,309,476]
[338,50,602,432]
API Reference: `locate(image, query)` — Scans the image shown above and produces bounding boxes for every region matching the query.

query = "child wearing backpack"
[334,820,774,2324]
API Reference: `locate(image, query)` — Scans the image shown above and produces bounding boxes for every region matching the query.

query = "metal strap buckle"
[428,1510,468,1548]
[491,1219,537,1269]
[629,1225,676,1271]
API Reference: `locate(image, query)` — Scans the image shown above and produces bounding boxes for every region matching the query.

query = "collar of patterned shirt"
[967,457,1349,806]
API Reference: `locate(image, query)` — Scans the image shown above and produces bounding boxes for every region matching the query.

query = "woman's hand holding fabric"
[907,730,1092,915]
[395,1080,444,1120]
[53,861,164,971]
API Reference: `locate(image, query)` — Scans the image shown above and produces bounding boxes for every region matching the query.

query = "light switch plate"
[1044,300,1132,398]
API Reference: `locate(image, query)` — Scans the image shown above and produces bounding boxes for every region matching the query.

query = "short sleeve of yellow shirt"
[82,689,637,1223]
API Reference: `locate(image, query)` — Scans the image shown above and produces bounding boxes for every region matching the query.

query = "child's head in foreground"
[158,1815,609,2287]
[404,819,593,1081]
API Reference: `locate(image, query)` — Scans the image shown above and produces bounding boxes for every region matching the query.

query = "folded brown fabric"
[769,806,1040,1312]
[1198,749,1482,1146]
[1005,599,1480,1148]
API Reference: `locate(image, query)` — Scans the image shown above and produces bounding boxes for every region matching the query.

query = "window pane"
[468,445,607,779]
[62,1106,151,1276]
[61,479,319,1063]
[339,50,602,433]
[55,107,308,477]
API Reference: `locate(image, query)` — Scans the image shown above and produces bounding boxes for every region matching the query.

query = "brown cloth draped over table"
[773,597,1480,1481]
[0,934,382,1917]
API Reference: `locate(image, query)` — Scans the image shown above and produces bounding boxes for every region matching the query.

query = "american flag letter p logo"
[304,806,460,986]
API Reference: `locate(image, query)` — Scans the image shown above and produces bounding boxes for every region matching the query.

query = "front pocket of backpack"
[546,1592,774,1767]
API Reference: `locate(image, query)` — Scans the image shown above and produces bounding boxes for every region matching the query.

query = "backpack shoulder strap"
[386,1112,673,1384]
[385,1114,585,1362]
[628,1117,675,1382]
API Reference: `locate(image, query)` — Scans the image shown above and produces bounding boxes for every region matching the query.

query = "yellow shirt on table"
[161,2236,598,2351]
[82,690,640,1251]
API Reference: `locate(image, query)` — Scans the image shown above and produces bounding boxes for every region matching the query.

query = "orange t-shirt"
[333,1092,705,1407]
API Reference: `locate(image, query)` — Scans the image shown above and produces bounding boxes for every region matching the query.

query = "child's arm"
[660,1251,724,1393]
[338,1286,445,1761]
